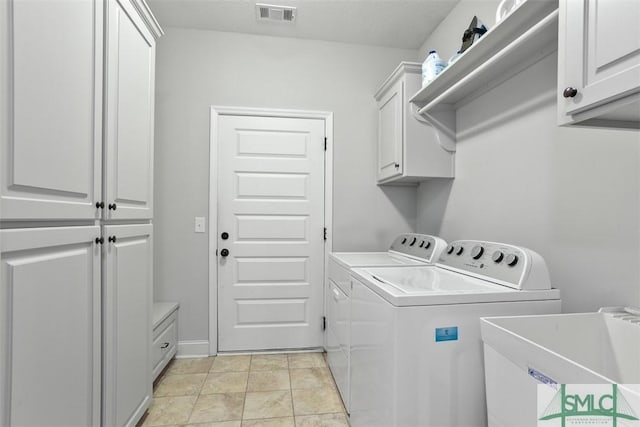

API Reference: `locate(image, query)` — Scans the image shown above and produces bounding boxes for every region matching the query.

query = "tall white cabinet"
[0,1,162,426]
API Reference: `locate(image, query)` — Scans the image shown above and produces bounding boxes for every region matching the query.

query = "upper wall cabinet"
[0,0,162,222]
[375,62,454,185]
[0,0,103,221]
[558,0,640,128]
[104,0,158,220]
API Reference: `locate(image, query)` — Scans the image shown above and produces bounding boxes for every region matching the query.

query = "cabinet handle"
[108,236,117,243]
[563,87,578,98]
[108,203,117,210]
[95,237,104,244]
[160,342,169,349]
[96,201,105,209]
[394,163,400,169]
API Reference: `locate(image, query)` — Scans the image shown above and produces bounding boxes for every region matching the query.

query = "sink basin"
[481,309,640,426]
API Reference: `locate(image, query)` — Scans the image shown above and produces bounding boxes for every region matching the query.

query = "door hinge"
[323,227,327,241]
[322,316,326,331]
[324,137,327,151]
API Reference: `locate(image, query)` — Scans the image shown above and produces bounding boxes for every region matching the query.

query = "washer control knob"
[419,240,425,248]
[446,245,455,254]
[402,237,407,244]
[471,245,484,259]
[409,237,417,246]
[424,240,431,249]
[505,254,519,267]
[492,251,504,263]
[455,246,464,256]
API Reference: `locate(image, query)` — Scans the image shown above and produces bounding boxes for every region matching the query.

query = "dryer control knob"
[492,251,504,263]
[409,237,417,246]
[505,254,519,266]
[455,246,464,256]
[446,245,455,254]
[471,245,484,259]
[402,237,407,244]
[424,240,431,249]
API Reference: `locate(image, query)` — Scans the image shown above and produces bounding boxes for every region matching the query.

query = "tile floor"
[140,353,349,427]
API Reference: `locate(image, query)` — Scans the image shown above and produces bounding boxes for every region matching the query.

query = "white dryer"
[349,240,562,427]
[326,233,447,413]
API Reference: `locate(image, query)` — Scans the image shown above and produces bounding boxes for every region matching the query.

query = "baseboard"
[176,340,210,358]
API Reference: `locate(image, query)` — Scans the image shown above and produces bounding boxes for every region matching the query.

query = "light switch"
[195,217,206,233]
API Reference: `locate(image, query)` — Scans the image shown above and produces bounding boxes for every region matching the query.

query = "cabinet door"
[560,0,640,119]
[377,79,403,182]
[0,0,102,220]
[0,226,101,426]
[103,223,152,427]
[104,0,155,220]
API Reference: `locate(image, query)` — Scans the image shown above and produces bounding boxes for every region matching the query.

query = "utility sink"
[480,308,640,426]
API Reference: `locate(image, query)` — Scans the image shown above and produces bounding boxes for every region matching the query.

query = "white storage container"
[481,309,640,427]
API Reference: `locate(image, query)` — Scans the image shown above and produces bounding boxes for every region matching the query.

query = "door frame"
[208,106,334,355]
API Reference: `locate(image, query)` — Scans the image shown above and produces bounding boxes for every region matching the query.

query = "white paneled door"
[0,226,101,426]
[102,224,153,427]
[0,0,102,220]
[217,114,325,352]
[104,0,155,220]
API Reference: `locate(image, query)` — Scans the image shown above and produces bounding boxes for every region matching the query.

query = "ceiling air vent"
[256,3,296,23]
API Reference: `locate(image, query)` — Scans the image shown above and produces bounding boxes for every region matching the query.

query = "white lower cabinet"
[152,303,179,381]
[102,224,153,427]
[0,226,101,426]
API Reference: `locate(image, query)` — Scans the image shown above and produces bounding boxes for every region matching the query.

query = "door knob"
[108,236,117,243]
[108,203,117,210]
[563,87,578,98]
[221,232,229,240]
[395,163,400,169]
[220,248,229,257]
[96,201,105,209]
[95,237,104,244]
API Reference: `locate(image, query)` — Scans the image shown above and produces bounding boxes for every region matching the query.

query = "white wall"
[416,2,640,312]
[154,28,419,342]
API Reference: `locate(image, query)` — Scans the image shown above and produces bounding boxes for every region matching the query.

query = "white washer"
[349,240,562,427]
[326,233,447,413]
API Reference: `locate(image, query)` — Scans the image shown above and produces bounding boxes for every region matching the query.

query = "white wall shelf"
[409,0,559,143]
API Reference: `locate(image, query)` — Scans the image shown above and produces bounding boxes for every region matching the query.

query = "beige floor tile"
[247,370,290,392]
[142,395,197,426]
[287,353,326,369]
[295,413,349,427]
[210,355,251,373]
[188,393,245,424]
[241,417,295,427]
[167,357,215,375]
[154,373,207,397]
[181,422,242,427]
[291,388,344,416]
[243,390,293,420]
[289,368,333,390]
[250,354,288,371]
[201,372,249,394]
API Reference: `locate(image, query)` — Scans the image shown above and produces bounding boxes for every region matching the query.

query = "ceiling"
[146,0,460,49]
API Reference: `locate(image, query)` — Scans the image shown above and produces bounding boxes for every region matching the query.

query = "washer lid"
[352,266,560,307]
[330,252,427,268]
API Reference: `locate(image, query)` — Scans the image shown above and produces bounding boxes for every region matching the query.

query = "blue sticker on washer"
[435,327,458,342]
